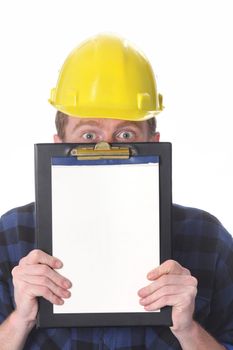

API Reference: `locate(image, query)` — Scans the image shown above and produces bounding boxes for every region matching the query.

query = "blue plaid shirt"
[0,203,233,349]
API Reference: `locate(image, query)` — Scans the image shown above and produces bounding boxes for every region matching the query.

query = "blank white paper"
[52,162,160,313]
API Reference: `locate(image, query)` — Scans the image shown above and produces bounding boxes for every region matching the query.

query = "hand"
[138,260,197,334]
[11,249,72,325]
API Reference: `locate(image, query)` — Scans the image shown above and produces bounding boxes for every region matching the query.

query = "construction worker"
[0,34,233,350]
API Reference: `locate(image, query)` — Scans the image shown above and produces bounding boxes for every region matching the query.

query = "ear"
[150,132,160,142]
[53,134,63,143]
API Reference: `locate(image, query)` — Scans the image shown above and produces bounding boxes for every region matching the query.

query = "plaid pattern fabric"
[0,203,233,349]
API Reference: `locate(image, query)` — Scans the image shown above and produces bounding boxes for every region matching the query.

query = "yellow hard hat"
[49,34,163,121]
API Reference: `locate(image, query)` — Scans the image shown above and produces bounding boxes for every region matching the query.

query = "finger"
[143,294,182,311]
[142,287,196,311]
[138,274,197,298]
[20,275,71,299]
[23,282,66,305]
[147,260,191,280]
[139,284,197,307]
[13,264,72,289]
[19,249,63,269]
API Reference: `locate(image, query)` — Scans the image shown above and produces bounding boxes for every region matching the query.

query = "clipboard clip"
[70,142,130,160]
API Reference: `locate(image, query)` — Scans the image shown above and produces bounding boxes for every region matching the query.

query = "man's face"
[54,116,160,143]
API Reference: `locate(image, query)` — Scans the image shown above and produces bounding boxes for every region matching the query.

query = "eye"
[117,131,134,140]
[82,132,96,141]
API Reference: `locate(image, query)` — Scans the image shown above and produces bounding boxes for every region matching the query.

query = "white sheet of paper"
[52,162,160,313]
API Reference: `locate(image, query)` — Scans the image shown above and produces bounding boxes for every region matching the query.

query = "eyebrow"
[71,120,101,134]
[71,119,143,133]
[115,121,142,129]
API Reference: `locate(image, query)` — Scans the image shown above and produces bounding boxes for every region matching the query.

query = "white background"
[0,0,232,234]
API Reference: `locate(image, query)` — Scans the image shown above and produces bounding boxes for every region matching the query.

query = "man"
[0,34,233,349]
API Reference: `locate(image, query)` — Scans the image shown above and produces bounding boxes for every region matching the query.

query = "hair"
[55,110,157,140]
[147,117,157,135]
[55,111,69,140]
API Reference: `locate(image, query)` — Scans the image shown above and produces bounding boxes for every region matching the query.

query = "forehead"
[65,116,149,131]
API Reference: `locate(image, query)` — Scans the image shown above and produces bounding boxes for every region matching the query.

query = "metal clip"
[70,142,130,160]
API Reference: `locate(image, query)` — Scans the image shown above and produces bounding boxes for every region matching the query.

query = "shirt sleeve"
[0,204,36,325]
[206,225,233,346]
[221,344,233,350]
[0,217,15,323]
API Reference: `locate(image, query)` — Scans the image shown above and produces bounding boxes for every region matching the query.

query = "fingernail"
[63,290,71,298]
[137,289,143,297]
[55,260,63,268]
[64,280,72,288]
[147,271,155,279]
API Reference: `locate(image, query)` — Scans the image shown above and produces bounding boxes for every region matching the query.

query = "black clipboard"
[35,142,172,328]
